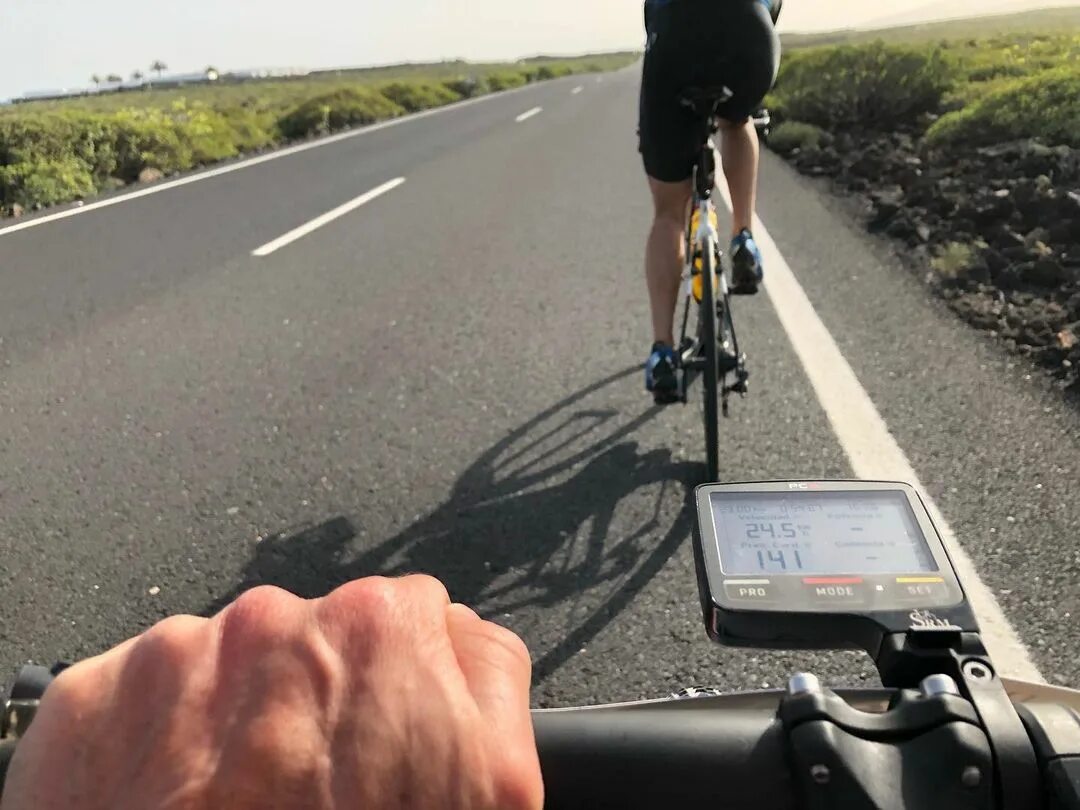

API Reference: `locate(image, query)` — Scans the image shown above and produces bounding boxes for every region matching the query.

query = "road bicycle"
[673,87,751,482]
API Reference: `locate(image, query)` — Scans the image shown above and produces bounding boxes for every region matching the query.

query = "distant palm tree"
[91,74,102,87]
[151,60,167,79]
[106,73,123,83]
[131,70,145,82]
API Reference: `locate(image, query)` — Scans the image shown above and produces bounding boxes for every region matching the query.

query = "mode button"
[803,577,867,606]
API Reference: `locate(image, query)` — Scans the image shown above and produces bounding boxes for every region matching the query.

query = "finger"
[446,606,542,808]
[445,604,532,737]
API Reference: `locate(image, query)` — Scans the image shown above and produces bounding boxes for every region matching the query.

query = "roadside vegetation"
[767,31,1079,142]
[766,16,1080,393]
[0,53,637,214]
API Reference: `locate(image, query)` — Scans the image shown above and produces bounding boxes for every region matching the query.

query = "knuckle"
[40,664,96,718]
[402,573,451,605]
[481,621,532,669]
[323,576,400,636]
[222,585,302,645]
[135,614,205,670]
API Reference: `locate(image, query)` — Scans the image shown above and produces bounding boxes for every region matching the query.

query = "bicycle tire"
[698,237,721,482]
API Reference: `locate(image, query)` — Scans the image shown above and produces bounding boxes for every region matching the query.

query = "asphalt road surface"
[3,68,1080,705]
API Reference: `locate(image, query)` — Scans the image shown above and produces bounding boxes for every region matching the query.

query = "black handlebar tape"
[532,705,795,810]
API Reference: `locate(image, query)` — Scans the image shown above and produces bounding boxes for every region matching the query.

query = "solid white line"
[251,177,405,257]
[571,86,584,95]
[515,107,543,123]
[718,187,1044,682]
[0,82,541,240]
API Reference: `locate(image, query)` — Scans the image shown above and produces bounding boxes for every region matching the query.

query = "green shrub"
[486,70,528,92]
[220,109,279,153]
[967,63,1028,82]
[931,242,977,280]
[768,121,828,153]
[110,111,196,180]
[771,42,956,129]
[277,87,405,139]
[0,113,122,180]
[0,158,96,209]
[926,65,1080,148]
[378,81,461,113]
[444,77,489,98]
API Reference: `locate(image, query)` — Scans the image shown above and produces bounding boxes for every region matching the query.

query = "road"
[2,68,1080,705]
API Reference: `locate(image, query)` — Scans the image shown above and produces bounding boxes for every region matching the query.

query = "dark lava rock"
[1025,258,1075,288]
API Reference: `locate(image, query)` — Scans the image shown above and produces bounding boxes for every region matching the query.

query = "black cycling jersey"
[639,0,781,182]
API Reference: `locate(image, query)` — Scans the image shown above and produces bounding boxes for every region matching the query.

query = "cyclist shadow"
[206,366,700,683]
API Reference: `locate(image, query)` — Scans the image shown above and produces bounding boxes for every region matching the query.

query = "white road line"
[0,82,540,240]
[251,177,405,257]
[718,188,1044,682]
[515,107,543,123]
[572,86,584,95]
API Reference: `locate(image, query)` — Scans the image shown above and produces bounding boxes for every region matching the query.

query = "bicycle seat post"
[695,136,717,202]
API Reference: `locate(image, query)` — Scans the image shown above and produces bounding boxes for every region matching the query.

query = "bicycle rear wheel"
[698,238,721,482]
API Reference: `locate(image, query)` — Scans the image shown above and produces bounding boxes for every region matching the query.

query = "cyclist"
[1,576,542,810]
[641,0,782,402]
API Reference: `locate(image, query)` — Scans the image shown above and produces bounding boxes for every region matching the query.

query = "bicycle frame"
[675,133,740,396]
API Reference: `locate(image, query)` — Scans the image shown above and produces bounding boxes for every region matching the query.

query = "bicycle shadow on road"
[206,366,701,684]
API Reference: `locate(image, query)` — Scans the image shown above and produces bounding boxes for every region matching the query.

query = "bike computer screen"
[692,481,978,653]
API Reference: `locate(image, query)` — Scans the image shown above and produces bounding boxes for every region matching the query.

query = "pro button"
[723,579,777,603]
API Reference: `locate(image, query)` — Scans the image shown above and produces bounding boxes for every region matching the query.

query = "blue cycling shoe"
[730,229,764,295]
[645,342,679,404]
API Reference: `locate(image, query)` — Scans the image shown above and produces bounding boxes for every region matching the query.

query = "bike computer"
[692,481,978,656]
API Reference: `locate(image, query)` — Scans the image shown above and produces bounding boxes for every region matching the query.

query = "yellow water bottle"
[690,207,720,303]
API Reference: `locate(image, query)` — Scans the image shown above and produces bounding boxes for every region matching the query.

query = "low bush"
[768,121,828,153]
[486,70,529,92]
[930,242,978,281]
[379,81,461,113]
[277,87,405,139]
[771,42,956,129]
[443,77,488,98]
[0,157,96,209]
[926,65,1080,148]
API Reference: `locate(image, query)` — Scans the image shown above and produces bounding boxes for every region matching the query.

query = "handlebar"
[534,684,1080,810]
[6,666,1080,809]
[534,694,794,809]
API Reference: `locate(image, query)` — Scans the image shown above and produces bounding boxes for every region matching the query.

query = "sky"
[2,0,1077,100]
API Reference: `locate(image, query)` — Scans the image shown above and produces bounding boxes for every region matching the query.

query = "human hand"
[1,575,542,810]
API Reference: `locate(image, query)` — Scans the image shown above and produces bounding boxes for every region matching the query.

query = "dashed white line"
[572,86,584,95]
[515,107,543,123]
[718,187,1044,683]
[251,177,405,257]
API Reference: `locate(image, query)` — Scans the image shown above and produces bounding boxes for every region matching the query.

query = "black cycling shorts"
[639,0,781,183]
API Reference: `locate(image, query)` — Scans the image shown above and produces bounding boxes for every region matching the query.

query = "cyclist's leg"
[718,117,759,239]
[640,0,700,398]
[712,0,781,292]
[645,177,692,348]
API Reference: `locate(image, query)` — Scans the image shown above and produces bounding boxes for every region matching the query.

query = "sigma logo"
[909,609,962,631]
[788,483,823,490]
